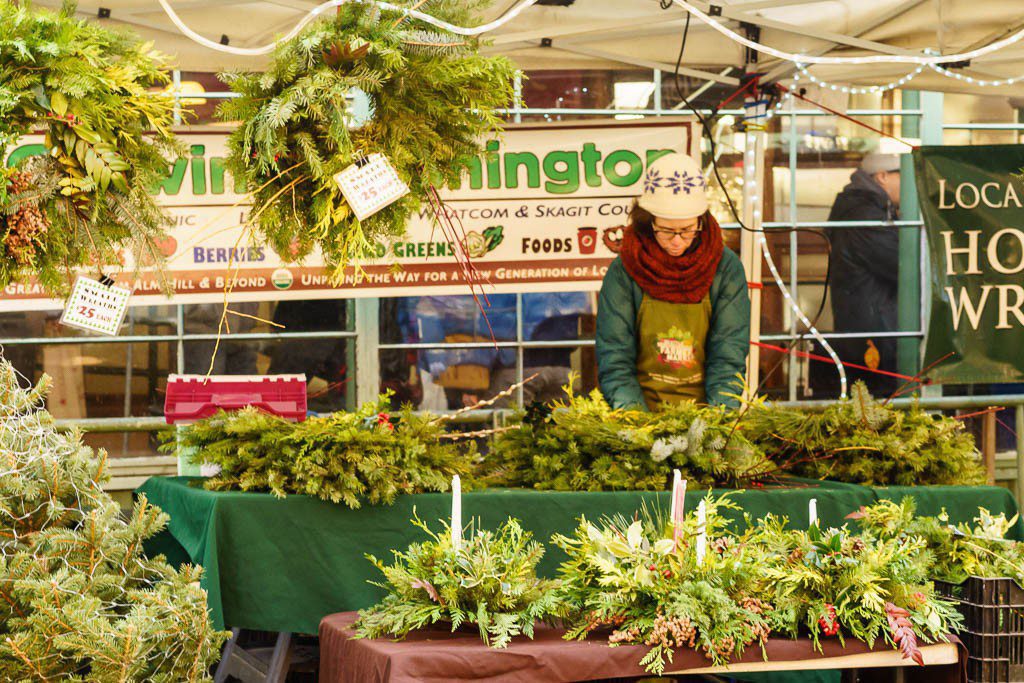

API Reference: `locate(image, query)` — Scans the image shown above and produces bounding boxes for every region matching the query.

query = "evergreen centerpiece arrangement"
[355,516,564,648]
[218,0,517,271]
[0,359,226,680]
[0,1,179,294]
[488,384,772,491]
[850,498,1024,587]
[165,396,473,507]
[745,513,962,663]
[742,382,984,486]
[552,495,772,675]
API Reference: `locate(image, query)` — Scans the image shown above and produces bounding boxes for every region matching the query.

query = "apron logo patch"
[656,326,696,369]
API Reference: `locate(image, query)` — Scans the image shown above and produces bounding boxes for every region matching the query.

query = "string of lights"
[669,0,1024,66]
[794,64,924,94]
[740,130,849,397]
[928,62,1024,88]
[794,61,1024,93]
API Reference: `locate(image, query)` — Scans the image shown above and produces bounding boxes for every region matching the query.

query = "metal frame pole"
[897,90,922,380]
[741,128,767,396]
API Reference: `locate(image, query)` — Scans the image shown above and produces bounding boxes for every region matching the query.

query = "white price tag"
[60,276,132,336]
[333,153,410,221]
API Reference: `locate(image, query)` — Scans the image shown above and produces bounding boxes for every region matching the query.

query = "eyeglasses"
[653,224,702,238]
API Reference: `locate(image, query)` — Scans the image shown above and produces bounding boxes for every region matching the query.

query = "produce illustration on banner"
[1,119,698,310]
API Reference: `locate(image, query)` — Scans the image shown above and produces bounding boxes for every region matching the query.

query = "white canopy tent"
[20,0,1022,398]
[26,0,1024,97]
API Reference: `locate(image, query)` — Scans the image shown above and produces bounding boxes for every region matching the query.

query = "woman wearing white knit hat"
[596,152,750,409]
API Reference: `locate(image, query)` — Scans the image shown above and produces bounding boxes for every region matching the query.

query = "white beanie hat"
[637,152,709,220]
[861,153,901,175]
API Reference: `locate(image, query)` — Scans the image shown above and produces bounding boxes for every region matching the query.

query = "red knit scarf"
[619,213,724,303]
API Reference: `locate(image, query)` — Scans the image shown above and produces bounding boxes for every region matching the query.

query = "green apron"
[636,294,712,410]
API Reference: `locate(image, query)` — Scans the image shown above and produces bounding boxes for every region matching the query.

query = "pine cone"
[711,635,736,659]
[3,171,49,265]
[742,597,769,615]
[609,626,641,644]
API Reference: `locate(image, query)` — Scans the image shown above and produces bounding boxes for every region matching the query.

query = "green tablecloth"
[137,476,1020,636]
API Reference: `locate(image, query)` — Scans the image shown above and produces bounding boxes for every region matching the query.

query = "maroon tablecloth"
[319,612,967,683]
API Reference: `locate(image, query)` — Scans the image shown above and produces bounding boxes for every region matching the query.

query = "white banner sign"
[1,119,698,311]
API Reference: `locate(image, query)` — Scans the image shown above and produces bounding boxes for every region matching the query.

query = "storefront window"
[379,292,595,410]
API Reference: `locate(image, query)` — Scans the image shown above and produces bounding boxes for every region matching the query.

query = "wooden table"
[319,612,965,683]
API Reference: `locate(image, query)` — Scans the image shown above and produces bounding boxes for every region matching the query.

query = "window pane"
[183,299,351,335]
[521,292,596,341]
[183,338,351,413]
[524,344,595,404]
[0,306,179,341]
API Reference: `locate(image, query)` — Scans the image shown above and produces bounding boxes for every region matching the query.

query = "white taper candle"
[696,499,707,565]
[671,470,687,548]
[451,475,462,552]
[670,469,681,521]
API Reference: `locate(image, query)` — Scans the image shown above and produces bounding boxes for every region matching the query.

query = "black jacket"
[825,170,900,394]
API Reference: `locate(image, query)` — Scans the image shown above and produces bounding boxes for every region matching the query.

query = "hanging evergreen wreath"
[0,1,180,294]
[219,0,518,273]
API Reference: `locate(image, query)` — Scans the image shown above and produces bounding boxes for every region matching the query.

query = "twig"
[957,537,1024,577]
[746,451,837,481]
[431,373,539,425]
[392,0,432,27]
[164,162,304,266]
[955,407,1004,421]
[402,39,468,47]
[438,425,520,440]
[205,225,251,378]
[884,351,954,405]
[226,308,284,328]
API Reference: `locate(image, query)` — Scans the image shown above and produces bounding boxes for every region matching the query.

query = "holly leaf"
[50,91,68,117]
[31,83,50,110]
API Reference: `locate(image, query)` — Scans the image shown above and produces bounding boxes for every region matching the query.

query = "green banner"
[916,144,1024,383]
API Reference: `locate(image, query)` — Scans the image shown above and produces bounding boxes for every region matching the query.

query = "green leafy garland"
[164,396,473,507]
[355,515,564,648]
[741,382,985,486]
[219,0,517,271]
[486,385,772,491]
[0,359,226,680]
[0,1,179,294]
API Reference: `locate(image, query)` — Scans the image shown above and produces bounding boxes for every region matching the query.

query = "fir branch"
[0,357,227,680]
[164,398,474,507]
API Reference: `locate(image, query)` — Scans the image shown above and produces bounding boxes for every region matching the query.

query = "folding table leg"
[264,632,294,683]
[214,628,242,683]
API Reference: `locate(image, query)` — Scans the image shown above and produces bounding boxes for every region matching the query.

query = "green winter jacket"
[596,248,751,409]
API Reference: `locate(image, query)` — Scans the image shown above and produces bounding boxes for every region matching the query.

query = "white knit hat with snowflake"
[637,152,709,220]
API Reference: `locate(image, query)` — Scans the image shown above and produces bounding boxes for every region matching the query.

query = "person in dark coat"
[825,153,902,397]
